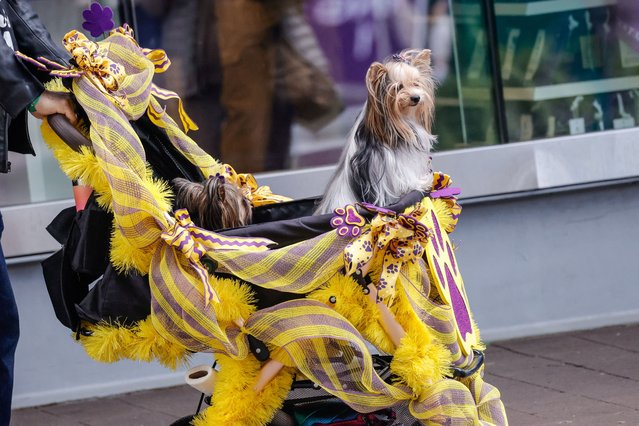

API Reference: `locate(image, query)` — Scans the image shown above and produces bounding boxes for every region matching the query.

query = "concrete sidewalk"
[11,323,639,425]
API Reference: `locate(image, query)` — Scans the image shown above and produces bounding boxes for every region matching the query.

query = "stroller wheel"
[168,410,294,426]
[169,414,196,426]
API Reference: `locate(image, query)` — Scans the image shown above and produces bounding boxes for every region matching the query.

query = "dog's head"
[364,49,435,146]
[172,176,252,230]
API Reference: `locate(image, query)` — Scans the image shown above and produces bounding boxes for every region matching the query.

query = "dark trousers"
[0,212,19,426]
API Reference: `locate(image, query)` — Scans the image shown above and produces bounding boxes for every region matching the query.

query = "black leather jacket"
[0,0,66,173]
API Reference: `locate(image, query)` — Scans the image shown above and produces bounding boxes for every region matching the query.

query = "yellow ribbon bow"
[344,203,432,301]
[61,30,128,107]
[161,209,275,305]
[17,25,197,132]
[208,163,292,207]
[236,173,292,206]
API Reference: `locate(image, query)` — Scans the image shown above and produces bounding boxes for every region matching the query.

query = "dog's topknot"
[391,53,410,64]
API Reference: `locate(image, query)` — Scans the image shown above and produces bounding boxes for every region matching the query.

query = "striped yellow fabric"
[399,253,476,368]
[460,366,509,425]
[149,242,250,357]
[211,231,348,294]
[246,300,412,409]
[160,209,274,304]
[244,299,505,424]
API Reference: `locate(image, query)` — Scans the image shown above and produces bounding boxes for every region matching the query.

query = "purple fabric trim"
[431,210,444,250]
[445,264,472,337]
[430,187,461,199]
[37,56,67,70]
[14,52,48,71]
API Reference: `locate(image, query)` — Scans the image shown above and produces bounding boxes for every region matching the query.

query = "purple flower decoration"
[82,2,115,38]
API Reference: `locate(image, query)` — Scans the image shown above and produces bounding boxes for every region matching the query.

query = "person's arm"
[6,0,67,63]
[0,0,75,123]
[0,37,43,119]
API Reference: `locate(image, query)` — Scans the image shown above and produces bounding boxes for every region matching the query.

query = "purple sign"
[616,0,639,52]
[304,0,422,102]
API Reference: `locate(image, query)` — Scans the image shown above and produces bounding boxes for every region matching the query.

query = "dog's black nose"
[410,95,421,105]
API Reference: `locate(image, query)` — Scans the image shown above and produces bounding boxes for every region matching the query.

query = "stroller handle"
[48,113,92,152]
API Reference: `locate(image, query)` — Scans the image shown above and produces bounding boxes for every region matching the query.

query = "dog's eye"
[397,84,404,90]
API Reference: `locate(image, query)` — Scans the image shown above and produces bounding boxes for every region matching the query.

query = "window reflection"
[0,0,122,207]
[495,0,639,141]
[1,0,496,207]
[136,0,479,173]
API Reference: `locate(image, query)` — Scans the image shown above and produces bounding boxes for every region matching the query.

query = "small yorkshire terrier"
[173,176,252,230]
[316,49,436,214]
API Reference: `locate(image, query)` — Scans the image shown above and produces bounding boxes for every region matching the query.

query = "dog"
[315,49,436,215]
[172,176,252,230]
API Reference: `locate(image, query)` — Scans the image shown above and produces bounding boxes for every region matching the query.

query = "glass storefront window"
[135,0,500,173]
[18,1,639,205]
[2,0,501,208]
[0,0,126,207]
[494,0,639,141]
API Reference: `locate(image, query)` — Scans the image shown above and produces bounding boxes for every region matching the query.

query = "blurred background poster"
[304,0,432,105]
[617,0,639,53]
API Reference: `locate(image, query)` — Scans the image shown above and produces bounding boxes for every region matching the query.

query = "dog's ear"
[413,49,431,66]
[412,50,434,95]
[216,183,226,203]
[365,62,388,99]
[412,49,432,78]
[172,178,196,207]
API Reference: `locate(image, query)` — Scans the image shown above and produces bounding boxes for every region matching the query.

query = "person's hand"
[30,91,78,125]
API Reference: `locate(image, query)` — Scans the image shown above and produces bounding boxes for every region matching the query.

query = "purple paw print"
[82,2,115,38]
[362,241,372,252]
[386,264,399,274]
[379,277,388,288]
[331,205,366,238]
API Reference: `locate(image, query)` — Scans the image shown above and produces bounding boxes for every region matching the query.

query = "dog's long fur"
[315,49,436,215]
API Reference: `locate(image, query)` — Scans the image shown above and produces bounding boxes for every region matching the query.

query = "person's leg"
[0,212,19,426]
[215,0,277,173]
[218,44,274,173]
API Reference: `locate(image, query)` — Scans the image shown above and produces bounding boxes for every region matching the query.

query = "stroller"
[34,26,507,426]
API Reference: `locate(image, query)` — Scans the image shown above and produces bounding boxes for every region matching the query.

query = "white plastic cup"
[185,364,217,396]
